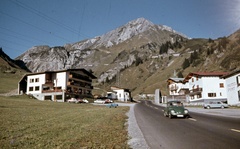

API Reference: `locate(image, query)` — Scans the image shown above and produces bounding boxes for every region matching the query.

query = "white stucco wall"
[27,74,45,94]
[189,76,227,102]
[55,72,67,90]
[225,73,240,105]
[201,77,227,99]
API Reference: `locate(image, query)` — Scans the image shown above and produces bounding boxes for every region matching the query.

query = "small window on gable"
[35,78,39,82]
[219,83,224,88]
[30,79,34,83]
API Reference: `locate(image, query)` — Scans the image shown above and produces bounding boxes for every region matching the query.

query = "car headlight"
[170,110,176,114]
[184,109,189,114]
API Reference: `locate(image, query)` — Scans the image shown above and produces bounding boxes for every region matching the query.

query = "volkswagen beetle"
[163,101,189,119]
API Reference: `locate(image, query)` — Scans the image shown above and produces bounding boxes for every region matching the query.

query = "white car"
[82,99,89,103]
[67,98,79,103]
[204,101,228,109]
[94,99,105,104]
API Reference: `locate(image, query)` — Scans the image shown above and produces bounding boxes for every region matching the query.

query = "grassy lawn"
[0,72,24,94]
[0,95,130,148]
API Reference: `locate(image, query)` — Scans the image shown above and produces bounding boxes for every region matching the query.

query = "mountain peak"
[127,17,155,27]
[95,18,156,47]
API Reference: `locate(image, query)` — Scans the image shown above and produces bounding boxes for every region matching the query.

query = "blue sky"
[1,0,240,59]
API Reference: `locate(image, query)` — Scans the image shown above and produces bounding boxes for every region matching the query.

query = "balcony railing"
[170,86,178,91]
[67,81,93,89]
[42,89,63,93]
[189,88,202,95]
[190,88,202,92]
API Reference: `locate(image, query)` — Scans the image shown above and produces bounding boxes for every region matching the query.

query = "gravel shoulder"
[118,103,149,149]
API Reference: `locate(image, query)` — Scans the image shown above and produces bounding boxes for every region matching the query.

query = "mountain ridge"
[2,18,239,97]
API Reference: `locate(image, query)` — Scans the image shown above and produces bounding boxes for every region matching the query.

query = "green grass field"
[0,72,24,94]
[0,95,130,148]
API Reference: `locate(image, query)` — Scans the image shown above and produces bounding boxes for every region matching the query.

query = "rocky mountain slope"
[0,48,29,73]
[14,18,240,97]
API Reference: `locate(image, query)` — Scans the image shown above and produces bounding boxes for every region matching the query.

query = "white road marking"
[189,118,197,121]
[231,129,240,133]
[154,107,158,110]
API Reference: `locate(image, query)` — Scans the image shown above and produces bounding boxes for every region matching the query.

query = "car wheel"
[168,114,172,119]
[164,112,168,117]
[207,106,211,109]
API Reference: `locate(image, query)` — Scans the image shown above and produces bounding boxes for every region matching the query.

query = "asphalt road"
[134,100,240,149]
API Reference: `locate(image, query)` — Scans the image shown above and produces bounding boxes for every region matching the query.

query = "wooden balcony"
[170,86,179,91]
[190,88,202,92]
[189,88,202,95]
[42,89,63,93]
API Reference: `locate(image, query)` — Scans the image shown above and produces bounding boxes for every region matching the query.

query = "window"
[35,86,40,91]
[197,94,202,98]
[29,87,34,91]
[192,78,194,82]
[56,95,62,100]
[208,93,216,97]
[238,90,240,101]
[220,92,222,96]
[237,75,240,86]
[35,78,39,82]
[30,79,34,83]
[44,96,52,100]
[219,83,224,88]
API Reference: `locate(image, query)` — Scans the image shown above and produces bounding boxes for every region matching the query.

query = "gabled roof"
[22,68,97,79]
[221,69,240,78]
[111,86,130,91]
[184,72,229,82]
[167,78,184,82]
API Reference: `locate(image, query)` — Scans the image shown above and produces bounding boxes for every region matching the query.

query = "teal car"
[163,101,189,119]
[106,103,118,108]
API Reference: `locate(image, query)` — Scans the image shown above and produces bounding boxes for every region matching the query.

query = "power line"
[0,10,71,42]
[10,0,90,39]
[0,26,52,45]
[0,37,30,48]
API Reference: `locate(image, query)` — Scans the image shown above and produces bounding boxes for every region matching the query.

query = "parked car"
[106,103,118,108]
[163,101,189,119]
[78,99,89,103]
[67,98,80,103]
[104,99,113,104]
[204,101,228,109]
[94,99,105,104]
[82,99,89,103]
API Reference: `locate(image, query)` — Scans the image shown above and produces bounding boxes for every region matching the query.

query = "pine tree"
[182,58,190,69]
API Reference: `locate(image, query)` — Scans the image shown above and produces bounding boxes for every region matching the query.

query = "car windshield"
[170,102,183,107]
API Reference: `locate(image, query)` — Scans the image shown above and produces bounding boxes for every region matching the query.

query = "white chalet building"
[167,78,189,96]
[184,72,228,103]
[18,69,96,102]
[222,70,240,105]
[110,86,132,102]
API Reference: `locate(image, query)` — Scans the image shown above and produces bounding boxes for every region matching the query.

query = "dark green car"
[163,101,189,119]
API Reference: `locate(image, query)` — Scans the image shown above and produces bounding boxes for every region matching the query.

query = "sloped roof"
[22,68,97,79]
[221,69,240,78]
[167,78,184,82]
[184,72,229,82]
